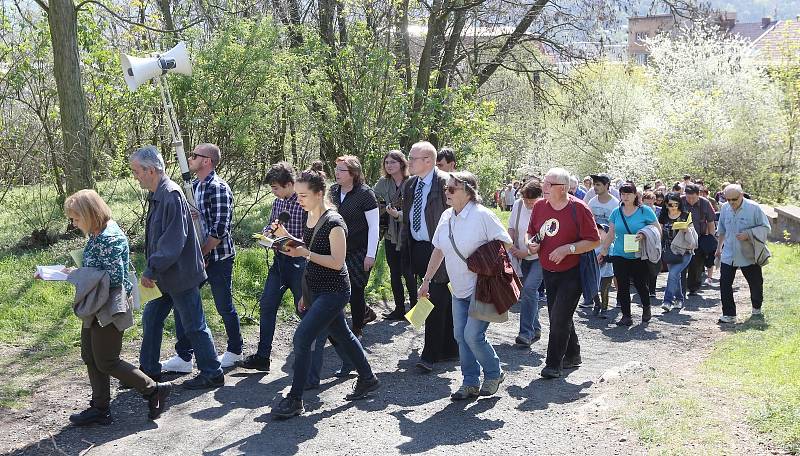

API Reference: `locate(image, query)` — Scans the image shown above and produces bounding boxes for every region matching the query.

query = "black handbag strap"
[448,216,468,263]
[619,206,640,235]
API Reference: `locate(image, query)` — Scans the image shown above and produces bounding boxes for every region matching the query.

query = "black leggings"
[611,257,652,317]
[384,239,417,313]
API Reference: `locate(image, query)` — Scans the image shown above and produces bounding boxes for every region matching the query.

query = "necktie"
[412,180,425,233]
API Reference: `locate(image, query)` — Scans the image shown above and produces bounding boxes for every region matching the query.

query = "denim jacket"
[143,175,207,294]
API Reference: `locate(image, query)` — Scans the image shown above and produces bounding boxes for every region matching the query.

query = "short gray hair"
[130,145,165,174]
[723,184,743,197]
[545,167,570,185]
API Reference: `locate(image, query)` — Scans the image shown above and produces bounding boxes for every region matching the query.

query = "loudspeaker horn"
[120,41,192,92]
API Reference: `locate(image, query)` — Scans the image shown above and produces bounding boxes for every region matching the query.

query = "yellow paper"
[623,234,639,253]
[405,297,435,329]
[69,248,84,267]
[139,280,162,303]
[672,213,693,230]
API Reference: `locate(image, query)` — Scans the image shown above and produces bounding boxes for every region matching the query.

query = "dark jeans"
[289,291,373,399]
[720,262,763,317]
[542,266,582,369]
[82,320,156,409]
[612,257,652,318]
[682,248,707,293]
[256,254,307,358]
[411,240,458,362]
[385,239,417,314]
[175,256,242,359]
[140,286,223,379]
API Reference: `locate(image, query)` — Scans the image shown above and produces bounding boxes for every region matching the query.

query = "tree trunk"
[47,0,95,193]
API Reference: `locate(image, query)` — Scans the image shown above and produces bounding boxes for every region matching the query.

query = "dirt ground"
[1,275,789,455]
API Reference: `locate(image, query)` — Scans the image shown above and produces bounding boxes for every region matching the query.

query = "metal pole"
[156,76,203,239]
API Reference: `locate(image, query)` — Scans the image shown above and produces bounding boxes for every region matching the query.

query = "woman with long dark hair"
[658,192,694,313]
[373,150,416,320]
[271,169,380,418]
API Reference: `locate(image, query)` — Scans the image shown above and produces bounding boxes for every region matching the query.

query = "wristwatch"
[569,244,576,254]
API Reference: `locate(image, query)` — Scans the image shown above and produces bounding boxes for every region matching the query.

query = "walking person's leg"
[631,260,652,322]
[384,239,406,317]
[451,296,480,387]
[613,259,634,325]
[170,287,223,383]
[741,264,764,315]
[719,262,738,320]
[139,295,175,377]
[206,257,243,360]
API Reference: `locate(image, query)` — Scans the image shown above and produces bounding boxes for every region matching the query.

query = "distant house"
[751,18,800,65]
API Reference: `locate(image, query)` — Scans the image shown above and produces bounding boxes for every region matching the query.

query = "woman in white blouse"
[417,172,512,400]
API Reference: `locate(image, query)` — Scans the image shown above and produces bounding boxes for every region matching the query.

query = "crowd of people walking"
[44,141,773,426]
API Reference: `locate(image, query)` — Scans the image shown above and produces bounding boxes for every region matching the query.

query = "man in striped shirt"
[238,162,308,373]
[160,143,243,373]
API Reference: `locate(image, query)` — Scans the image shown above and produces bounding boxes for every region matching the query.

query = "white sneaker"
[752,308,762,316]
[671,302,683,311]
[161,354,193,373]
[218,351,243,368]
[661,303,671,312]
[718,315,736,324]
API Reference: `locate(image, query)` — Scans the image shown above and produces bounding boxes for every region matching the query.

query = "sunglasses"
[190,153,209,160]
[667,202,680,207]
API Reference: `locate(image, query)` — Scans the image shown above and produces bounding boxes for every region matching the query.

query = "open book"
[252,233,305,251]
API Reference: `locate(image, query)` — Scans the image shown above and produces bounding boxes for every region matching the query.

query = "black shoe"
[383,310,405,321]
[616,316,633,327]
[592,304,601,316]
[147,382,172,420]
[642,305,652,322]
[363,306,378,325]
[272,396,304,419]
[236,354,270,372]
[69,403,112,426]
[533,329,542,342]
[562,355,582,369]
[415,360,434,373]
[345,376,380,401]
[540,366,561,379]
[182,373,224,390]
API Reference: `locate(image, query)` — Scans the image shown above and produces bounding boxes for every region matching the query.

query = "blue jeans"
[140,286,223,379]
[257,255,307,358]
[518,259,543,339]
[452,295,501,387]
[289,291,373,399]
[664,253,692,305]
[174,256,242,359]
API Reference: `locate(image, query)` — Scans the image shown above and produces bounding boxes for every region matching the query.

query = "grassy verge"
[704,243,800,452]
[622,243,800,454]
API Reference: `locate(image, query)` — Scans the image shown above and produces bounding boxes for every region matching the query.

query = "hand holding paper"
[405,297,434,329]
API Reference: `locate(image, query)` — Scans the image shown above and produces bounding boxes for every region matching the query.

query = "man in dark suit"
[400,141,459,372]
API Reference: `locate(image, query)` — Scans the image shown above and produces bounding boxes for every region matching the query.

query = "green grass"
[703,243,800,452]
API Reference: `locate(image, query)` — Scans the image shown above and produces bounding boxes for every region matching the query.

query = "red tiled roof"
[753,19,800,64]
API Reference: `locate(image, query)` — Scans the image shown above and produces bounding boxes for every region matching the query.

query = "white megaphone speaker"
[120,41,192,91]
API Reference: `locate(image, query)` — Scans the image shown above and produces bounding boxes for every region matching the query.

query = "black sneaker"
[69,403,112,426]
[642,305,652,322]
[345,376,380,401]
[592,304,601,316]
[236,354,270,372]
[562,355,582,369]
[415,360,434,373]
[182,373,224,390]
[532,329,542,342]
[363,306,378,325]
[616,316,633,326]
[383,310,405,321]
[540,366,561,379]
[272,396,304,419]
[147,382,172,420]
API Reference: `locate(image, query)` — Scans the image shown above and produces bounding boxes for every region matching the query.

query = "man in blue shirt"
[715,184,771,324]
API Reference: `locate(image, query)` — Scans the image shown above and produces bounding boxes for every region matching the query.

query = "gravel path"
[3,275,784,455]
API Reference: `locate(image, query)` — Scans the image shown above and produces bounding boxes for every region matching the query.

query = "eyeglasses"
[190,153,209,160]
[542,181,565,188]
[446,185,459,194]
[408,156,427,162]
[667,203,680,207]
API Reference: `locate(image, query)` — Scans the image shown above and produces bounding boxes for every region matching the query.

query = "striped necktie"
[412,180,425,233]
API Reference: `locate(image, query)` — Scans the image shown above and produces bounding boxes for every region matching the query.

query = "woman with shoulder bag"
[418,172,512,400]
[270,169,380,419]
[659,192,695,313]
[41,190,171,425]
[598,182,659,326]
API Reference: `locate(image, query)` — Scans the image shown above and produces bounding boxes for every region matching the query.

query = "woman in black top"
[331,155,380,336]
[271,169,380,419]
[658,192,694,313]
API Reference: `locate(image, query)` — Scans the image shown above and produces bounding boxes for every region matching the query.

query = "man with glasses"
[159,144,243,374]
[715,184,771,324]
[400,141,459,372]
[528,168,600,379]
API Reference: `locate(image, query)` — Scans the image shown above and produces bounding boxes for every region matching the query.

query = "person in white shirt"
[503,184,516,210]
[507,179,544,346]
[582,173,620,203]
[587,174,620,226]
[418,172,512,400]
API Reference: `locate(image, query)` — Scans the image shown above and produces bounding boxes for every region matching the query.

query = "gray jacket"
[636,224,662,264]
[670,225,699,255]
[143,175,207,294]
[742,224,771,266]
[68,267,133,331]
